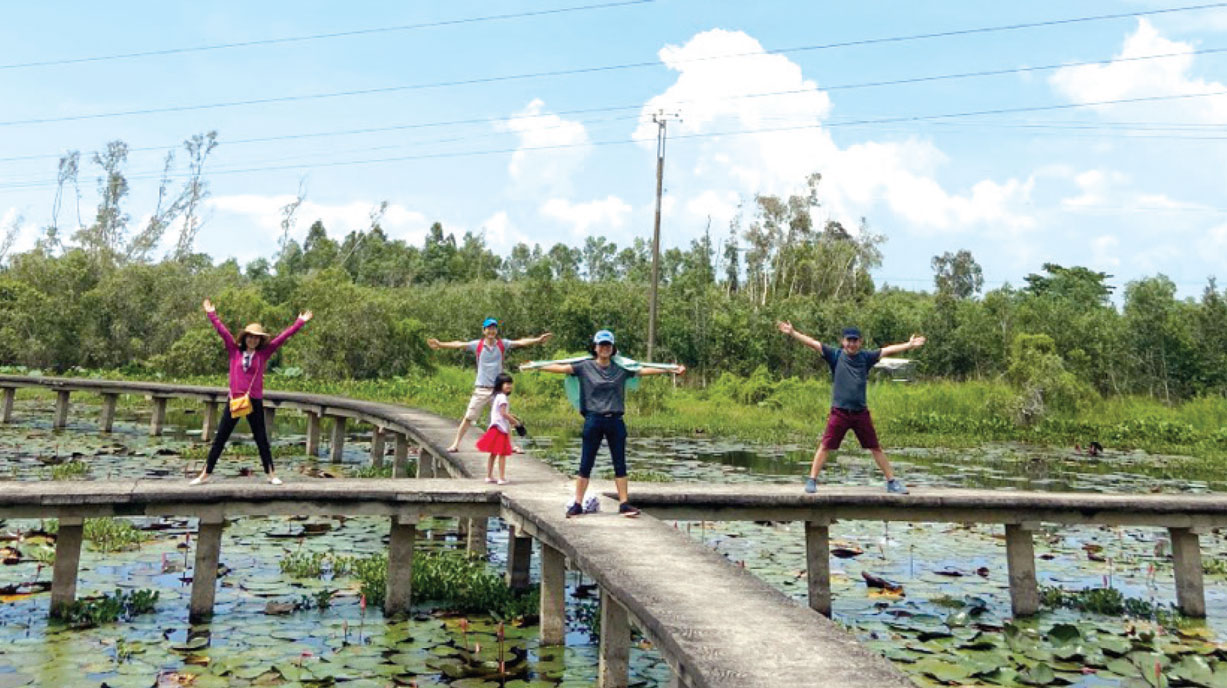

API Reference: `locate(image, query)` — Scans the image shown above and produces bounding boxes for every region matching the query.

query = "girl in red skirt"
[476,373,519,484]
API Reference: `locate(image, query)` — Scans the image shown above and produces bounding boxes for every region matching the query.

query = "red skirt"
[475,427,513,456]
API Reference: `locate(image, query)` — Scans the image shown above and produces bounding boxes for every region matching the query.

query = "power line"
[0,0,655,71]
[4,89,1227,192]
[2,41,1224,160]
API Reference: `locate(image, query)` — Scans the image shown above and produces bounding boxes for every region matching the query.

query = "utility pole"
[647,110,677,361]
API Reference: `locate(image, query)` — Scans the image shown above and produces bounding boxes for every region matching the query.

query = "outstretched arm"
[427,338,469,350]
[509,332,553,348]
[266,310,312,355]
[521,362,574,375]
[203,299,237,352]
[638,364,686,377]
[880,334,926,358]
[776,321,823,353]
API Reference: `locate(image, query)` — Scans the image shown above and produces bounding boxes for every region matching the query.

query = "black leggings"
[205,398,274,474]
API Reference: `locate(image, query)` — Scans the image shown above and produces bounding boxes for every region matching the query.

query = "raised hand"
[675,364,687,376]
[427,338,442,350]
[298,310,313,322]
[202,298,215,313]
[776,321,793,335]
[909,334,927,349]
[539,332,554,343]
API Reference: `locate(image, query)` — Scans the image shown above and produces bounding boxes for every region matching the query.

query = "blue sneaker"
[804,477,818,494]
[885,478,909,495]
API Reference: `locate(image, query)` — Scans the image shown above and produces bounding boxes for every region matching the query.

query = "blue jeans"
[578,414,627,479]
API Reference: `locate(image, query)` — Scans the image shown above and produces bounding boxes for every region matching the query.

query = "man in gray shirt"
[428,317,552,452]
[777,322,925,494]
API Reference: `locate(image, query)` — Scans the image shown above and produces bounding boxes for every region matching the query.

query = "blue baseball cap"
[593,329,615,345]
[841,327,862,340]
[482,317,499,328]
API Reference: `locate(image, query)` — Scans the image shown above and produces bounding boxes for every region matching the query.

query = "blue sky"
[2,1,1226,296]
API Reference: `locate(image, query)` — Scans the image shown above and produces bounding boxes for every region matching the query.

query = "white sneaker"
[268,476,283,485]
[189,475,209,486]
[496,478,509,485]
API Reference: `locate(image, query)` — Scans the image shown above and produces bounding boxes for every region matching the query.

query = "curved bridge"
[3,374,1225,687]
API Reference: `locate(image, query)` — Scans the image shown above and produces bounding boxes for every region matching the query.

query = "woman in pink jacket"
[190,298,312,485]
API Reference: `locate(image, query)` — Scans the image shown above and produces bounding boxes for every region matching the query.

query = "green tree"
[931,249,984,300]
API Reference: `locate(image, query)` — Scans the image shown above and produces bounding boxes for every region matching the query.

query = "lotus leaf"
[912,656,974,682]
[1017,661,1057,685]
[1171,655,1216,687]
[1047,623,1081,646]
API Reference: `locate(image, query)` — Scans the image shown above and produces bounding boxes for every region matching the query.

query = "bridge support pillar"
[49,517,84,619]
[1170,527,1206,617]
[263,406,276,438]
[53,390,70,429]
[369,428,386,468]
[329,417,347,463]
[467,517,488,557]
[598,588,630,688]
[805,520,832,617]
[189,517,225,624]
[305,411,321,456]
[385,517,416,617]
[506,526,532,591]
[201,402,219,442]
[149,396,168,436]
[417,451,436,478]
[393,433,410,477]
[540,542,566,645]
[1,387,14,423]
[99,393,118,433]
[1005,523,1040,617]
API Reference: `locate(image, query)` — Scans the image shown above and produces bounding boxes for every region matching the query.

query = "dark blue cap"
[841,327,862,340]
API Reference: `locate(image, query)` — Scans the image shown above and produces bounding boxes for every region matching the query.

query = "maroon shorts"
[820,407,880,450]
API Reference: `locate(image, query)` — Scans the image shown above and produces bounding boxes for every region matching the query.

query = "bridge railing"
[618,485,1227,619]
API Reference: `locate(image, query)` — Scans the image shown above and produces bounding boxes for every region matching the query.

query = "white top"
[489,393,511,433]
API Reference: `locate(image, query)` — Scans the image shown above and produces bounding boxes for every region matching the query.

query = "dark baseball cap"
[841,327,862,340]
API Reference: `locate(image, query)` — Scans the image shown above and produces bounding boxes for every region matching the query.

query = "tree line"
[1,137,1223,410]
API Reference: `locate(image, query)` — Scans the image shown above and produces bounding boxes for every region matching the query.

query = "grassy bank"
[20,365,1227,459]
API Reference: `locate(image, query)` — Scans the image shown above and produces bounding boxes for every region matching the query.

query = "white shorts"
[463,387,495,423]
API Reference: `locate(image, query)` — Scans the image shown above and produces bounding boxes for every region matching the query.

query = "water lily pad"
[1017,661,1056,686]
[1047,623,1081,646]
[912,657,973,682]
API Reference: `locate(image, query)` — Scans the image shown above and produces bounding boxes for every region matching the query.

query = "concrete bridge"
[2,375,1225,687]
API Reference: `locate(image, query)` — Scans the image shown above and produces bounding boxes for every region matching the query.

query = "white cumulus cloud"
[540,196,633,237]
[501,99,590,196]
[631,29,1036,237]
[1050,19,1227,123]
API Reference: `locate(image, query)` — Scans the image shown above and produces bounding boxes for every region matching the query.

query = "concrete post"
[305,411,321,457]
[189,518,225,624]
[598,588,631,688]
[668,675,692,688]
[49,517,84,619]
[263,406,276,439]
[506,526,532,591]
[329,416,347,463]
[393,433,410,478]
[149,397,168,436]
[369,428,386,468]
[201,402,219,443]
[1005,523,1040,617]
[417,451,436,478]
[99,393,118,433]
[467,517,488,557]
[805,521,832,617]
[1169,527,1206,617]
[540,542,566,645]
[385,517,416,617]
[53,390,70,429]
[0,387,14,424]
